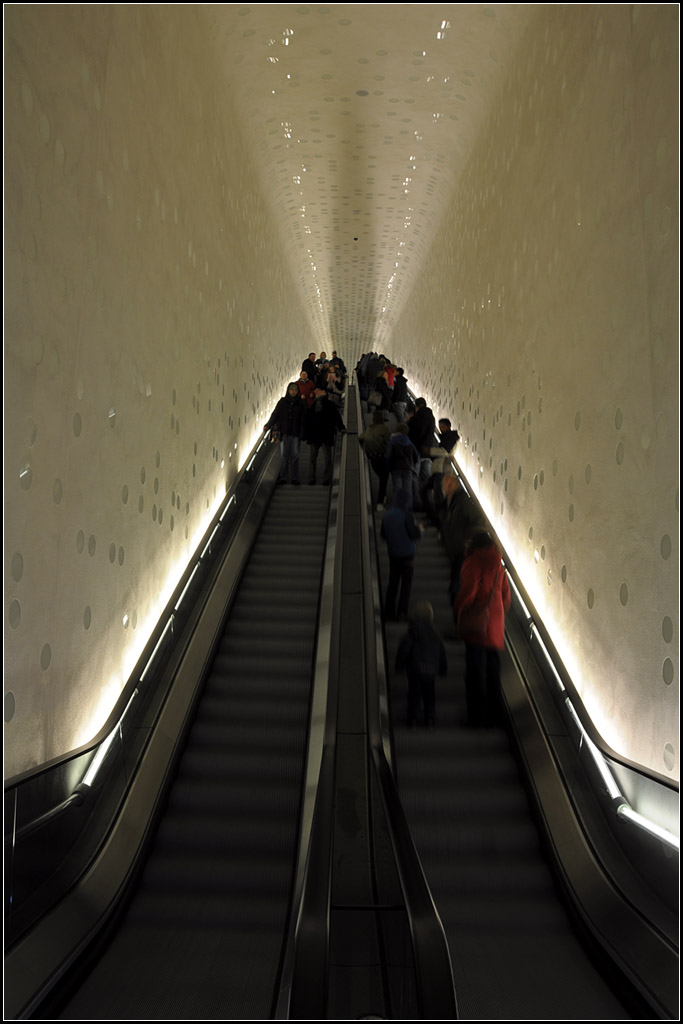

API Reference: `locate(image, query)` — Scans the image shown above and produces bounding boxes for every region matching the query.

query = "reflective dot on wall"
[528,526,534,541]
[561,565,567,583]
[662,617,673,643]
[139,495,144,514]
[154,478,159,495]
[24,418,37,446]
[19,463,33,491]
[73,412,82,437]
[663,743,676,772]
[585,465,592,484]
[170,515,174,532]
[552,460,558,477]
[40,643,52,670]
[52,479,63,505]
[662,658,674,686]
[88,535,96,557]
[76,530,85,554]
[11,553,24,582]
[660,535,672,560]
[568,474,574,495]
[159,508,164,525]
[616,442,625,466]
[568,504,574,522]
[615,407,623,430]
[587,588,595,609]
[109,543,116,564]
[5,691,16,723]
[108,407,116,428]
[619,583,629,606]
[152,504,157,522]
[83,606,92,630]
[9,600,21,630]
[118,546,124,566]
[132,611,138,629]
[122,484,129,505]
[574,412,581,431]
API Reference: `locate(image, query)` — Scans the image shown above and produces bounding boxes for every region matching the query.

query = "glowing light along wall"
[4,6,315,779]
[394,5,678,780]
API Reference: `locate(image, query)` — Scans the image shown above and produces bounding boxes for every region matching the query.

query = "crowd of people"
[262,351,347,485]
[263,348,510,732]
[356,350,511,732]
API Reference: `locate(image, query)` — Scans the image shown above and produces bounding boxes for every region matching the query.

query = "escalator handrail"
[275,425,348,1019]
[355,379,459,1020]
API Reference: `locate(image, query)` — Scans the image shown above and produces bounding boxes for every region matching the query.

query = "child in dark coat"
[395,601,447,728]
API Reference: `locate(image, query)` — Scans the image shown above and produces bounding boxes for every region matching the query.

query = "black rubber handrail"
[276,426,348,1019]
[355,379,459,1020]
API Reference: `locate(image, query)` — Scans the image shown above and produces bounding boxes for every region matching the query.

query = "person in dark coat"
[381,488,423,621]
[263,382,306,485]
[359,410,391,509]
[330,350,347,380]
[408,398,436,456]
[395,600,447,728]
[385,424,420,502]
[392,368,409,422]
[304,387,346,484]
[301,353,317,381]
[438,418,460,455]
[438,473,483,599]
[370,369,393,413]
[453,531,511,726]
[421,418,460,521]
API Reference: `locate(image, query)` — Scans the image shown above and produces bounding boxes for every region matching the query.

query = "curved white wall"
[392,5,678,780]
[5,7,316,779]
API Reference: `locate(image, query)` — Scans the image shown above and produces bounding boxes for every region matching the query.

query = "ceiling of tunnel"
[207,3,534,354]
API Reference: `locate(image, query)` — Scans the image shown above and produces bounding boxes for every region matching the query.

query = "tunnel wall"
[4,7,316,779]
[392,5,678,780]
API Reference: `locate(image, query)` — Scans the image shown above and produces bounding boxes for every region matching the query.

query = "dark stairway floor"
[366,425,631,1020]
[57,451,330,1021]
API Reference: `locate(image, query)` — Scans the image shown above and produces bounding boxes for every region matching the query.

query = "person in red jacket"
[453,530,511,726]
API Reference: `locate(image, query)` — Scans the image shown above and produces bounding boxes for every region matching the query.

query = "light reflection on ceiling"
[208,3,533,353]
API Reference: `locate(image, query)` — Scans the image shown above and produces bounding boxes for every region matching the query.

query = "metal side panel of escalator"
[12,444,335,1022]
